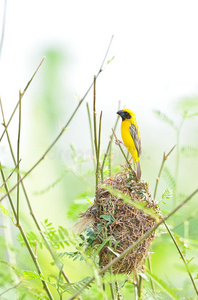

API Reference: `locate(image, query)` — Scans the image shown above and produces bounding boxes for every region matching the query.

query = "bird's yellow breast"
[121,119,140,162]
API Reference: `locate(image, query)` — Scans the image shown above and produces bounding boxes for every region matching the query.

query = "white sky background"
[0,0,198,166]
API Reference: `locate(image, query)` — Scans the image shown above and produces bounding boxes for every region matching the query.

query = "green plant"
[0,34,198,300]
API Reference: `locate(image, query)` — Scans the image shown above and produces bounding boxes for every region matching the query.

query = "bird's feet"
[115,139,125,147]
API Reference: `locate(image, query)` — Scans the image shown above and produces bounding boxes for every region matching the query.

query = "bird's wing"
[129,123,141,156]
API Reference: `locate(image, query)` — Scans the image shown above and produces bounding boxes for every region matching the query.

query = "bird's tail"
[136,161,141,179]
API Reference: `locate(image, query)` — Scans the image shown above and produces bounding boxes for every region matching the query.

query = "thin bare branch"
[0,167,54,300]
[0,57,45,142]
[0,101,72,285]
[93,75,98,160]
[164,222,198,295]
[96,111,102,189]
[101,105,120,180]
[112,128,132,171]
[147,256,156,294]
[0,161,21,190]
[153,143,198,295]
[86,102,96,169]
[0,280,22,297]
[153,144,176,199]
[0,36,114,203]
[0,0,7,61]
[16,90,22,226]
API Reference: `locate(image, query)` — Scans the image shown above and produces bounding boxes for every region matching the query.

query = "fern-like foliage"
[42,219,70,249]
[159,188,172,204]
[57,276,92,295]
[163,167,176,190]
[22,270,92,296]
[17,231,43,249]
[181,146,198,157]
[154,110,177,130]
[146,270,180,300]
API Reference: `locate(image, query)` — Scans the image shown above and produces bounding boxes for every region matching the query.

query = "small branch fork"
[152,145,198,296]
[153,145,176,200]
[0,167,54,300]
[0,36,114,299]
[0,36,114,203]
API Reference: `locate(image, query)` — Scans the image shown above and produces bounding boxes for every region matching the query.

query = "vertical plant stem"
[86,102,96,169]
[101,112,120,180]
[133,274,139,300]
[147,256,156,294]
[153,145,176,200]
[109,115,120,177]
[101,101,120,178]
[153,143,198,296]
[137,274,143,298]
[108,243,115,300]
[16,91,22,226]
[0,168,54,300]
[0,36,114,203]
[112,129,132,171]
[108,140,112,177]
[0,0,7,61]
[115,281,122,300]
[174,119,184,207]
[93,75,98,158]
[109,282,115,300]
[96,111,102,189]
[134,281,138,300]
[0,57,45,142]
[0,99,72,285]
[164,222,198,296]
[101,140,110,182]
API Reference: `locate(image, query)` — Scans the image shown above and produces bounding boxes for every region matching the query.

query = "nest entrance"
[79,169,161,274]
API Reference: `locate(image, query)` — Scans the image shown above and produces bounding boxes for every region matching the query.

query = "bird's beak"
[117,110,124,117]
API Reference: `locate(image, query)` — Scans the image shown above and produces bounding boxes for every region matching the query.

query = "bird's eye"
[124,112,131,119]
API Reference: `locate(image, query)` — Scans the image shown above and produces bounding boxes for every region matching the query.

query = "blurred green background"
[0,1,198,299]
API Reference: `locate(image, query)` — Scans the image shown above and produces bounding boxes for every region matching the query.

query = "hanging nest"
[76,168,162,274]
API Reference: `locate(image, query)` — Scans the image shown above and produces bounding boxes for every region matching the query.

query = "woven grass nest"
[78,168,161,274]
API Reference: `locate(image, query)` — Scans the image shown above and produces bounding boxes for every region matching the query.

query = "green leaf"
[58,251,83,261]
[146,270,180,300]
[107,56,115,65]
[0,204,15,225]
[159,188,172,204]
[181,146,198,157]
[22,270,45,281]
[100,214,115,224]
[177,96,198,112]
[42,220,70,249]
[57,276,92,295]
[138,271,149,281]
[154,110,177,130]
[185,112,198,118]
[95,236,112,255]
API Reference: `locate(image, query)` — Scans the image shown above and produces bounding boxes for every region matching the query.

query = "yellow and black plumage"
[117,108,141,179]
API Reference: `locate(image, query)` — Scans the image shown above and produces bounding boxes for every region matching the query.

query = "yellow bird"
[117,109,141,179]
